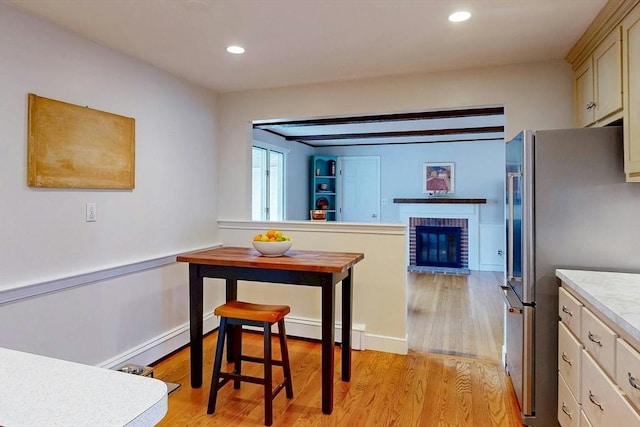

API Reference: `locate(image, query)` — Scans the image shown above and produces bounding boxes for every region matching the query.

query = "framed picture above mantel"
[423,162,454,195]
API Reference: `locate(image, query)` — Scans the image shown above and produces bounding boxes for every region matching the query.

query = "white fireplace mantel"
[399,203,480,270]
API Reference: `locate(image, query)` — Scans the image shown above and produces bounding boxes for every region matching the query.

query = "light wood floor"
[407,271,505,362]
[153,271,522,426]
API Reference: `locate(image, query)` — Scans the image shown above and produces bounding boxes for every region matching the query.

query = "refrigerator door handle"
[506,172,521,282]
[500,285,523,314]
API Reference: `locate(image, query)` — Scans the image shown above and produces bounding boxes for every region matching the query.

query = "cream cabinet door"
[616,338,640,412]
[575,58,595,127]
[581,350,640,427]
[593,27,623,122]
[559,287,583,336]
[581,307,618,379]
[558,373,580,427]
[559,321,583,401]
[623,4,640,181]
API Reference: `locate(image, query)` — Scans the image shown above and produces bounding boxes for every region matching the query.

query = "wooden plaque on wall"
[27,93,135,189]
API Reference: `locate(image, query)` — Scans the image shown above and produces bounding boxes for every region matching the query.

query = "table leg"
[341,267,353,381]
[189,264,203,388]
[321,277,335,414]
[225,279,238,363]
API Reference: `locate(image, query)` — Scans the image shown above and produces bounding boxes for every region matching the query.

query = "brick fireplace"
[410,217,469,268]
[395,198,486,271]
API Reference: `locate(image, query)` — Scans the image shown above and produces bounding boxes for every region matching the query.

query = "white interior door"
[337,156,380,222]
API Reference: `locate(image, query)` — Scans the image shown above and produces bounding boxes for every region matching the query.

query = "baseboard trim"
[365,333,409,355]
[98,313,220,369]
[98,315,407,369]
[243,315,366,350]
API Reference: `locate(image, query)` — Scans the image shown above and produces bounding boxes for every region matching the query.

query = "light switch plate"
[86,203,96,222]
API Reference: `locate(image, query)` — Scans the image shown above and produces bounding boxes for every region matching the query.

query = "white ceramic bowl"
[252,240,292,257]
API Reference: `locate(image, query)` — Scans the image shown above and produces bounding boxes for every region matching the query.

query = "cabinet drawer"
[559,321,583,400]
[558,372,580,427]
[581,350,640,426]
[559,287,582,336]
[616,338,640,412]
[581,307,617,378]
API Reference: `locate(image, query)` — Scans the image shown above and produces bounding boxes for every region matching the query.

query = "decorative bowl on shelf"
[316,197,329,210]
[252,240,293,257]
[310,210,327,221]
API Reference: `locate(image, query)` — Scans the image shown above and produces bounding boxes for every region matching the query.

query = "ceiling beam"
[285,126,504,141]
[253,106,504,129]
[303,136,504,148]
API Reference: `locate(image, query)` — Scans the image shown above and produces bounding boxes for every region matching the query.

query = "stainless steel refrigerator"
[503,126,640,427]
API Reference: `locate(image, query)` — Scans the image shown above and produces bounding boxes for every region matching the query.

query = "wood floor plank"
[152,271,522,426]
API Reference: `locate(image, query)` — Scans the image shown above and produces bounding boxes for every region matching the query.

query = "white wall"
[217,60,575,221]
[0,3,220,365]
[316,140,505,224]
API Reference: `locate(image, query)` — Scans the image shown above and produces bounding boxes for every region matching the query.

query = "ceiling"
[5,0,606,94]
[4,0,606,146]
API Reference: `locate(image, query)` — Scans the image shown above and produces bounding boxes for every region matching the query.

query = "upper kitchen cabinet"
[623,4,640,181]
[574,28,622,127]
[567,0,640,182]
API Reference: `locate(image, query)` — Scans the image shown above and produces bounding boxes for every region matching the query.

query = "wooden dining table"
[176,246,364,415]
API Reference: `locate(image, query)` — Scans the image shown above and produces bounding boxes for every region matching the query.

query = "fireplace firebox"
[415,226,462,268]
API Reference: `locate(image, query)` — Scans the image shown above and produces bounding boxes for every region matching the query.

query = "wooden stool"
[207,301,294,426]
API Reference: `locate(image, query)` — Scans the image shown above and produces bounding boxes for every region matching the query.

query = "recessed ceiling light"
[226,45,245,54]
[449,11,471,22]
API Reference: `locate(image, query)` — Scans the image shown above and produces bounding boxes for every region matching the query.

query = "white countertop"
[0,347,167,426]
[556,269,640,345]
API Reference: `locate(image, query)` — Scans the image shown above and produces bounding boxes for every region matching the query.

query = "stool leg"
[207,317,227,414]
[233,325,242,389]
[277,319,294,398]
[263,321,273,426]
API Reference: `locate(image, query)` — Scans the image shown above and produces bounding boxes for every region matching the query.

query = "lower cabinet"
[618,338,640,413]
[558,372,580,427]
[558,284,640,427]
[581,349,640,426]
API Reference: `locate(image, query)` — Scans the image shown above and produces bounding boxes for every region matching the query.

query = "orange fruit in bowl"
[254,230,290,244]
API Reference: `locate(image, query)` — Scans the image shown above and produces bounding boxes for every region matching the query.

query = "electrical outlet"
[86,203,97,222]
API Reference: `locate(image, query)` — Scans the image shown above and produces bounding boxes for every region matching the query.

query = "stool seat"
[208,300,294,426]
[214,301,290,323]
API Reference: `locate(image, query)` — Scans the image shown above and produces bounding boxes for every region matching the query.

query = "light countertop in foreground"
[0,347,167,426]
[556,269,640,345]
